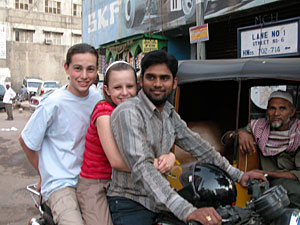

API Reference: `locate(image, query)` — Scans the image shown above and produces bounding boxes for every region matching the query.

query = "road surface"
[0,105,40,225]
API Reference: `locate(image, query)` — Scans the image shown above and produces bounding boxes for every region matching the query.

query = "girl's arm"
[96,115,131,172]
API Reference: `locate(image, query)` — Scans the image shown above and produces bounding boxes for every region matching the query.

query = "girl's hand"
[154,152,176,174]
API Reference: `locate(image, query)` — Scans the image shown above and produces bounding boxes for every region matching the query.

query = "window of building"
[15,0,33,10]
[44,31,62,45]
[73,4,82,17]
[170,0,182,12]
[72,34,82,45]
[45,0,61,14]
[15,29,34,42]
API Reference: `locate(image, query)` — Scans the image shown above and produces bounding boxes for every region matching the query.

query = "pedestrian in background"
[3,84,16,120]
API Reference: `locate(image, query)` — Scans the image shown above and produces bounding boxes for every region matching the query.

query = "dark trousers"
[4,103,13,120]
[107,196,157,225]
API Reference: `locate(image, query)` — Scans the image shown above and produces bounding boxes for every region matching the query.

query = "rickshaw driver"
[107,50,267,225]
[223,90,300,209]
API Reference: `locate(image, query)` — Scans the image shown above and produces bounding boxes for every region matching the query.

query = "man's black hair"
[141,50,178,78]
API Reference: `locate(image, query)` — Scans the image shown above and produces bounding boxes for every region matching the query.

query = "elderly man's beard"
[267,115,290,129]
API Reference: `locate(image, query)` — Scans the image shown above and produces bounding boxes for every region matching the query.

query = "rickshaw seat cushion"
[175,121,227,164]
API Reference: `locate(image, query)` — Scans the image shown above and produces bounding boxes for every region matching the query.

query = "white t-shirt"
[21,85,101,200]
[3,87,16,104]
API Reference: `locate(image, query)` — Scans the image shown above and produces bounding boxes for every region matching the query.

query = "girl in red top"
[76,61,176,225]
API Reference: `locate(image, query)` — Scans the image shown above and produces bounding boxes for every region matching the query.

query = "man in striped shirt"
[226,90,300,208]
[107,50,266,225]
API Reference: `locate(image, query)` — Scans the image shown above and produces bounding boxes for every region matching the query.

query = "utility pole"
[196,0,206,60]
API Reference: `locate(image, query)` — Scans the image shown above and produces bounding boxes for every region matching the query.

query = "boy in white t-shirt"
[19,43,102,225]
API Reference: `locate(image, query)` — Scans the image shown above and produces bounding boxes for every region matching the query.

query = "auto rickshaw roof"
[177,58,300,85]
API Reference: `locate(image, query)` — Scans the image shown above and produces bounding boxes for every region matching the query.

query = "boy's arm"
[19,136,40,175]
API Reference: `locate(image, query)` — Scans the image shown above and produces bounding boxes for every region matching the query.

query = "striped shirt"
[108,90,243,222]
[249,118,300,156]
[266,130,289,153]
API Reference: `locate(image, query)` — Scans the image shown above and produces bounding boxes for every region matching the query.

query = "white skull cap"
[268,90,293,105]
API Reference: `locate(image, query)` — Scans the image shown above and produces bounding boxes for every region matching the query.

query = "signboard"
[83,0,280,48]
[189,24,209,44]
[0,24,6,59]
[142,39,158,53]
[238,18,300,58]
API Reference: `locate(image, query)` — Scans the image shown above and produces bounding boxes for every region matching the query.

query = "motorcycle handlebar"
[27,183,40,196]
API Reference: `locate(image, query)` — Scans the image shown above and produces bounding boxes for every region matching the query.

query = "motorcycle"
[27,162,300,225]
[26,184,55,225]
[155,162,300,225]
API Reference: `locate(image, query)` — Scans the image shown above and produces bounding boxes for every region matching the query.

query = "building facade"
[82,0,300,74]
[0,0,82,92]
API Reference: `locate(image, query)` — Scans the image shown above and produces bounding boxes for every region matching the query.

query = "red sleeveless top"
[80,101,115,179]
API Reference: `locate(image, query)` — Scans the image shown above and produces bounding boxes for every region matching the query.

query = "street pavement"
[0,102,40,225]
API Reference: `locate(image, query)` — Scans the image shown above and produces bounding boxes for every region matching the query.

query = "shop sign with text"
[142,40,158,53]
[238,18,300,58]
[189,24,209,44]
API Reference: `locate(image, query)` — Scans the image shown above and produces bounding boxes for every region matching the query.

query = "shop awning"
[101,34,168,62]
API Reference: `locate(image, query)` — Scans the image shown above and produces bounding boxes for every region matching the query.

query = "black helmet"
[177,162,237,208]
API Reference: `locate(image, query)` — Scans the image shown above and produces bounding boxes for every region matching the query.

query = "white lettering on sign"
[110,1,119,24]
[88,12,97,33]
[87,1,120,33]
[98,6,108,29]
[240,21,298,57]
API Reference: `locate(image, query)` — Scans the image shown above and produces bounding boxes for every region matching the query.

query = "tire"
[123,0,146,28]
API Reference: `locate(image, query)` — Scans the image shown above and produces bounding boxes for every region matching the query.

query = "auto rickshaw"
[168,57,300,206]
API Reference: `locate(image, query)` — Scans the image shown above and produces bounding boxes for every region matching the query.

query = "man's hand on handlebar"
[187,207,222,225]
[239,170,267,188]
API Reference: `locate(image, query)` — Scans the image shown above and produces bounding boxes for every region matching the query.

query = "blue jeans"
[107,196,157,225]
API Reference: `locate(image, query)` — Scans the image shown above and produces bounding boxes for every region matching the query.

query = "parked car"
[22,77,43,100]
[29,88,56,112]
[0,84,6,110]
[38,80,60,95]
[29,95,41,112]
